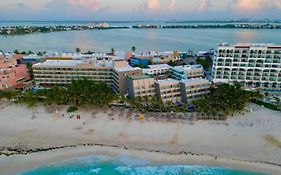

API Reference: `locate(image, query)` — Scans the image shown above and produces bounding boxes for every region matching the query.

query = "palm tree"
[14,50,20,54]
[111,48,115,55]
[76,48,81,53]
[131,46,136,53]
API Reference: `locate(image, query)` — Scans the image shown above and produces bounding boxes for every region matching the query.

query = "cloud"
[16,2,26,8]
[68,0,102,10]
[45,0,104,11]
[197,0,212,12]
[168,0,176,10]
[231,0,264,10]
[145,0,160,10]
[144,0,176,10]
[231,0,281,11]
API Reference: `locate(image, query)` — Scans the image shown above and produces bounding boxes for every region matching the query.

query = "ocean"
[18,155,265,175]
[0,21,281,53]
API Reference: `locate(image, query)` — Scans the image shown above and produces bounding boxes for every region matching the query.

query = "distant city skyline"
[0,0,281,21]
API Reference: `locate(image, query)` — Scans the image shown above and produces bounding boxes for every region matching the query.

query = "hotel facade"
[127,77,210,103]
[33,59,141,95]
[212,43,281,90]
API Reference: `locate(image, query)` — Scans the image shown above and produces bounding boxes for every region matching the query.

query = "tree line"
[1,79,117,108]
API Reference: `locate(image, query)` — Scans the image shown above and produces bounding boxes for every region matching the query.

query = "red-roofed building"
[0,54,30,90]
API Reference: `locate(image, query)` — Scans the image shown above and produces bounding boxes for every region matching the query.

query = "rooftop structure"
[171,65,204,80]
[129,51,181,67]
[142,64,171,77]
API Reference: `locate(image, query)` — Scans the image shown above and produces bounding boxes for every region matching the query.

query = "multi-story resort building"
[33,51,210,103]
[155,79,182,102]
[171,65,204,80]
[0,54,30,90]
[127,75,156,99]
[180,79,211,102]
[111,61,142,94]
[33,59,141,95]
[127,76,210,103]
[212,43,281,90]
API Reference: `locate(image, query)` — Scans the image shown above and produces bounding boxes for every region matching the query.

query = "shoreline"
[1,144,281,175]
[0,103,280,174]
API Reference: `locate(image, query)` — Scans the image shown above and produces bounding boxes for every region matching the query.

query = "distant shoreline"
[1,23,281,36]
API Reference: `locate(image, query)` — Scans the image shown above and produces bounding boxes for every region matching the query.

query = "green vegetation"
[75,48,81,53]
[0,91,19,100]
[1,79,117,108]
[255,100,279,111]
[44,79,117,106]
[111,48,115,55]
[167,60,177,67]
[196,56,212,70]
[13,50,46,56]
[67,106,78,113]
[131,96,189,113]
[26,62,34,79]
[193,83,262,116]
[0,25,130,36]
[131,46,136,53]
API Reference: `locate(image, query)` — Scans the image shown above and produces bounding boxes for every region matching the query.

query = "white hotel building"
[212,43,281,90]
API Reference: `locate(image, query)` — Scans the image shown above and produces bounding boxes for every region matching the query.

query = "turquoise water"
[19,155,265,175]
[0,21,281,53]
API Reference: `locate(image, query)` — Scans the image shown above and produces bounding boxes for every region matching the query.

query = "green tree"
[111,48,115,55]
[193,83,262,116]
[76,48,81,53]
[131,46,136,53]
[26,62,34,79]
[196,56,212,70]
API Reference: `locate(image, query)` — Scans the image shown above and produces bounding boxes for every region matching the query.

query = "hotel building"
[0,54,30,90]
[171,65,204,80]
[155,79,182,102]
[127,76,210,103]
[127,75,156,99]
[33,59,141,95]
[180,79,211,102]
[212,43,281,90]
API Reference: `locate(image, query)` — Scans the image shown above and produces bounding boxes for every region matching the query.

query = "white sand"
[0,103,280,174]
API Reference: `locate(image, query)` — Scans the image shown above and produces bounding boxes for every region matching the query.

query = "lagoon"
[0,22,280,53]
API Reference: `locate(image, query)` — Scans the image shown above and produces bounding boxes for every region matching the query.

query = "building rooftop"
[147,64,171,69]
[172,65,203,72]
[180,78,209,85]
[33,60,82,67]
[156,78,179,84]
[218,43,279,48]
[128,74,154,80]
[113,66,141,72]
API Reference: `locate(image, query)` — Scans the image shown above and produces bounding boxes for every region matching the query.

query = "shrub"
[67,106,78,113]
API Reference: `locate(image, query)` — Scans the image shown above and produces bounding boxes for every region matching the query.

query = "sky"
[0,0,281,21]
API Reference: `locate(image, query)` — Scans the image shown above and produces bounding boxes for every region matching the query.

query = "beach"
[0,103,280,174]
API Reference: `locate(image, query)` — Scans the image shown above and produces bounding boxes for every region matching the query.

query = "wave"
[19,155,265,175]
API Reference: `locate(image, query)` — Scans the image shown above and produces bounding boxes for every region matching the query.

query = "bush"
[67,106,78,113]
[255,100,279,111]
